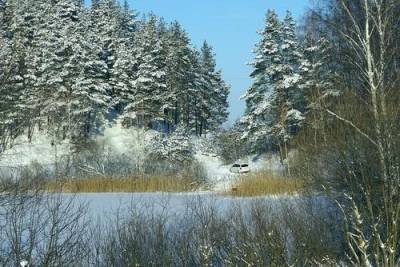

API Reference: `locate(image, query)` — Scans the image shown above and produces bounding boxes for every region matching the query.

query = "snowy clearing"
[195,152,284,192]
[0,125,285,193]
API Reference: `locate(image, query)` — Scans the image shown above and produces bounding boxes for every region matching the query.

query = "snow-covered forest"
[1,0,400,265]
[0,0,229,153]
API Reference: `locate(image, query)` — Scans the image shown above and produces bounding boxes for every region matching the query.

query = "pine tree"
[197,41,229,135]
[211,70,230,128]
[117,0,136,40]
[241,9,282,149]
[88,0,122,107]
[125,15,166,128]
[37,0,111,140]
[112,41,138,125]
[186,48,204,135]
[111,1,137,118]
[164,22,195,130]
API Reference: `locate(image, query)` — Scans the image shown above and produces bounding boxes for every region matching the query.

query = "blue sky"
[101,0,311,124]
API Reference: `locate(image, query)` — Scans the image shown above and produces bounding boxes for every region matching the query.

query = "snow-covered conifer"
[241,10,305,156]
[271,11,304,143]
[126,15,167,128]
[241,9,282,149]
[163,22,194,130]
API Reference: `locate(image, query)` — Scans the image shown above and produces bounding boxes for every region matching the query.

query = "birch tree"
[318,0,400,265]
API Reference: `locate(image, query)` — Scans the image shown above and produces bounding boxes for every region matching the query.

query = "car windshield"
[241,164,248,168]
[232,164,240,167]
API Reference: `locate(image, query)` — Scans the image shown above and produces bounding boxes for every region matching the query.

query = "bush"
[146,126,194,166]
[94,197,344,266]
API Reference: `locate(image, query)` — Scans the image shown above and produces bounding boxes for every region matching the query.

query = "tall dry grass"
[45,176,201,193]
[231,172,304,197]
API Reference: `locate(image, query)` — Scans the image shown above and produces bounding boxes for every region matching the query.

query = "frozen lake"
[63,192,329,224]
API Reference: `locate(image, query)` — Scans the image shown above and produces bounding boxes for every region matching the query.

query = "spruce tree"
[241,9,282,149]
[37,0,111,140]
[270,11,304,156]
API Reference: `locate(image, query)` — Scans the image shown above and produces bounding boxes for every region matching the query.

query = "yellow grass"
[230,172,304,197]
[45,176,200,193]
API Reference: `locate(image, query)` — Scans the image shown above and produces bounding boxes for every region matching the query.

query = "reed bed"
[231,172,304,197]
[45,176,200,193]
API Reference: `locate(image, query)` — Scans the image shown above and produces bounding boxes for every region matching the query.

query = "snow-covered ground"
[0,133,71,168]
[195,153,237,191]
[0,125,157,168]
[195,152,284,192]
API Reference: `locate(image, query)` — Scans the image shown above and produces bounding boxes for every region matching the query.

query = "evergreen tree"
[211,70,230,128]
[37,0,111,140]
[164,22,195,130]
[146,125,194,165]
[112,41,138,125]
[270,11,304,156]
[241,10,306,160]
[241,9,282,149]
[197,42,229,134]
[125,16,167,128]
[1,0,50,142]
[299,34,338,144]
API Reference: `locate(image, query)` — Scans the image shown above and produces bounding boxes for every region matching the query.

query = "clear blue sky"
[98,0,311,124]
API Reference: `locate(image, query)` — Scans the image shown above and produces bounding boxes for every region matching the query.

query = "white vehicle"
[229,162,250,174]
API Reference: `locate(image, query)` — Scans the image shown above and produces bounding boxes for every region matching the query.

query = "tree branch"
[324,108,378,147]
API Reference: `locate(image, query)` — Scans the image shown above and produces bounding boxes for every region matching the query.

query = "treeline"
[0,0,229,150]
